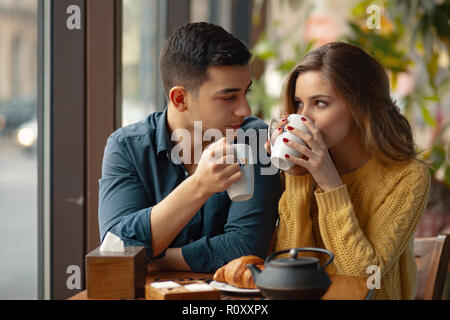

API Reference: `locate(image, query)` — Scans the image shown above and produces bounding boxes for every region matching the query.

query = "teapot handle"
[266,247,334,268]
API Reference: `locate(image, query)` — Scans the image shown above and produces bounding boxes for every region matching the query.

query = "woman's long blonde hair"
[282,42,420,165]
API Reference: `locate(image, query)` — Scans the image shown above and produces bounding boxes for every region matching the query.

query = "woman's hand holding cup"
[282,116,343,192]
[264,113,309,176]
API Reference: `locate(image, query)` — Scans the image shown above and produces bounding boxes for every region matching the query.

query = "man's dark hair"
[159,22,252,98]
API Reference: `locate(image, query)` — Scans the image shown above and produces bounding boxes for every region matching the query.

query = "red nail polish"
[301,117,307,122]
[285,154,290,158]
[283,138,289,143]
[287,126,294,130]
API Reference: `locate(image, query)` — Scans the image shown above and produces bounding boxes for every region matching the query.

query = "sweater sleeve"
[314,165,430,278]
[275,173,317,252]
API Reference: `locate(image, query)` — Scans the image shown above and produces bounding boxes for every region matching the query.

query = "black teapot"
[247,247,334,300]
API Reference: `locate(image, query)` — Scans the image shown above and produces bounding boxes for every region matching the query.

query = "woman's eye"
[295,100,303,108]
[317,100,327,108]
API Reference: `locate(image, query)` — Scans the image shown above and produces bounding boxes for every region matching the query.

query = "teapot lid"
[268,249,319,268]
[270,256,319,267]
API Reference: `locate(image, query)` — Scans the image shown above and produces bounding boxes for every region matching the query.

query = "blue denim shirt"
[98,108,282,273]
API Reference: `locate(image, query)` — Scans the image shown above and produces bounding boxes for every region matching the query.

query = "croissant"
[213,255,265,289]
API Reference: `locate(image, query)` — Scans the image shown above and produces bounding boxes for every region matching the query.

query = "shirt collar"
[155,107,172,155]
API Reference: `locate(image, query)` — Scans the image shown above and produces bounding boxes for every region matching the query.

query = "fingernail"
[285,154,290,158]
[283,138,289,143]
[287,126,294,130]
[301,117,307,122]
[279,127,282,131]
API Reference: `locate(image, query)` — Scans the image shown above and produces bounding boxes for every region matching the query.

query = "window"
[122,0,166,127]
[0,0,39,299]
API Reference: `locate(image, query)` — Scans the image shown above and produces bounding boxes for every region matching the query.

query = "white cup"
[226,144,254,202]
[268,114,312,171]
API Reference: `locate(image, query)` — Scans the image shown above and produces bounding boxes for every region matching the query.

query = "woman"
[265,42,430,300]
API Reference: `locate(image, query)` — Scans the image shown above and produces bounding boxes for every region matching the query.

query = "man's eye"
[222,96,235,101]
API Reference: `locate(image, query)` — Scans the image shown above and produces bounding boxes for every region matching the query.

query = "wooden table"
[69,271,373,300]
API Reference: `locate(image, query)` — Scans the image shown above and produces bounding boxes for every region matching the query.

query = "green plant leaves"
[420,104,437,128]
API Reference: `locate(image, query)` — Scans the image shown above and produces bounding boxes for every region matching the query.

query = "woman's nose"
[297,106,313,122]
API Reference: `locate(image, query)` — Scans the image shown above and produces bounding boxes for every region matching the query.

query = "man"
[98,22,282,273]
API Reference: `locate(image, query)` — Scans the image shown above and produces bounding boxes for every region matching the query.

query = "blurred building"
[0,0,37,102]
[0,0,37,132]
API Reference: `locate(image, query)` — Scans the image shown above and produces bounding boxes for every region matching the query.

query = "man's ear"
[169,86,189,112]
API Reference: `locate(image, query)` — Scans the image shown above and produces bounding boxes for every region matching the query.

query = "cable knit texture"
[275,157,431,300]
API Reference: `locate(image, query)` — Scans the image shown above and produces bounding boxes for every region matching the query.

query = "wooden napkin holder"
[85,246,146,299]
[146,280,221,300]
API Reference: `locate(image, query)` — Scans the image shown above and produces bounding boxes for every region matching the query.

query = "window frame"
[50,0,86,300]
[37,0,51,300]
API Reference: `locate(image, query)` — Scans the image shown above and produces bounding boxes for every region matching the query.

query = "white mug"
[268,114,312,171]
[226,144,254,202]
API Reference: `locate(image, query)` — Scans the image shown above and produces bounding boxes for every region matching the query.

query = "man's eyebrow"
[214,81,253,95]
[215,88,241,95]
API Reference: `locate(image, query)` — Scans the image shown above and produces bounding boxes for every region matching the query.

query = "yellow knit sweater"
[274,157,431,300]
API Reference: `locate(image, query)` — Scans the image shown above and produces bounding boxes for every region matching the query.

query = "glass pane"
[0,0,38,299]
[122,0,164,127]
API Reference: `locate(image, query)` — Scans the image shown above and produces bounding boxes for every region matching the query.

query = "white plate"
[209,281,260,294]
